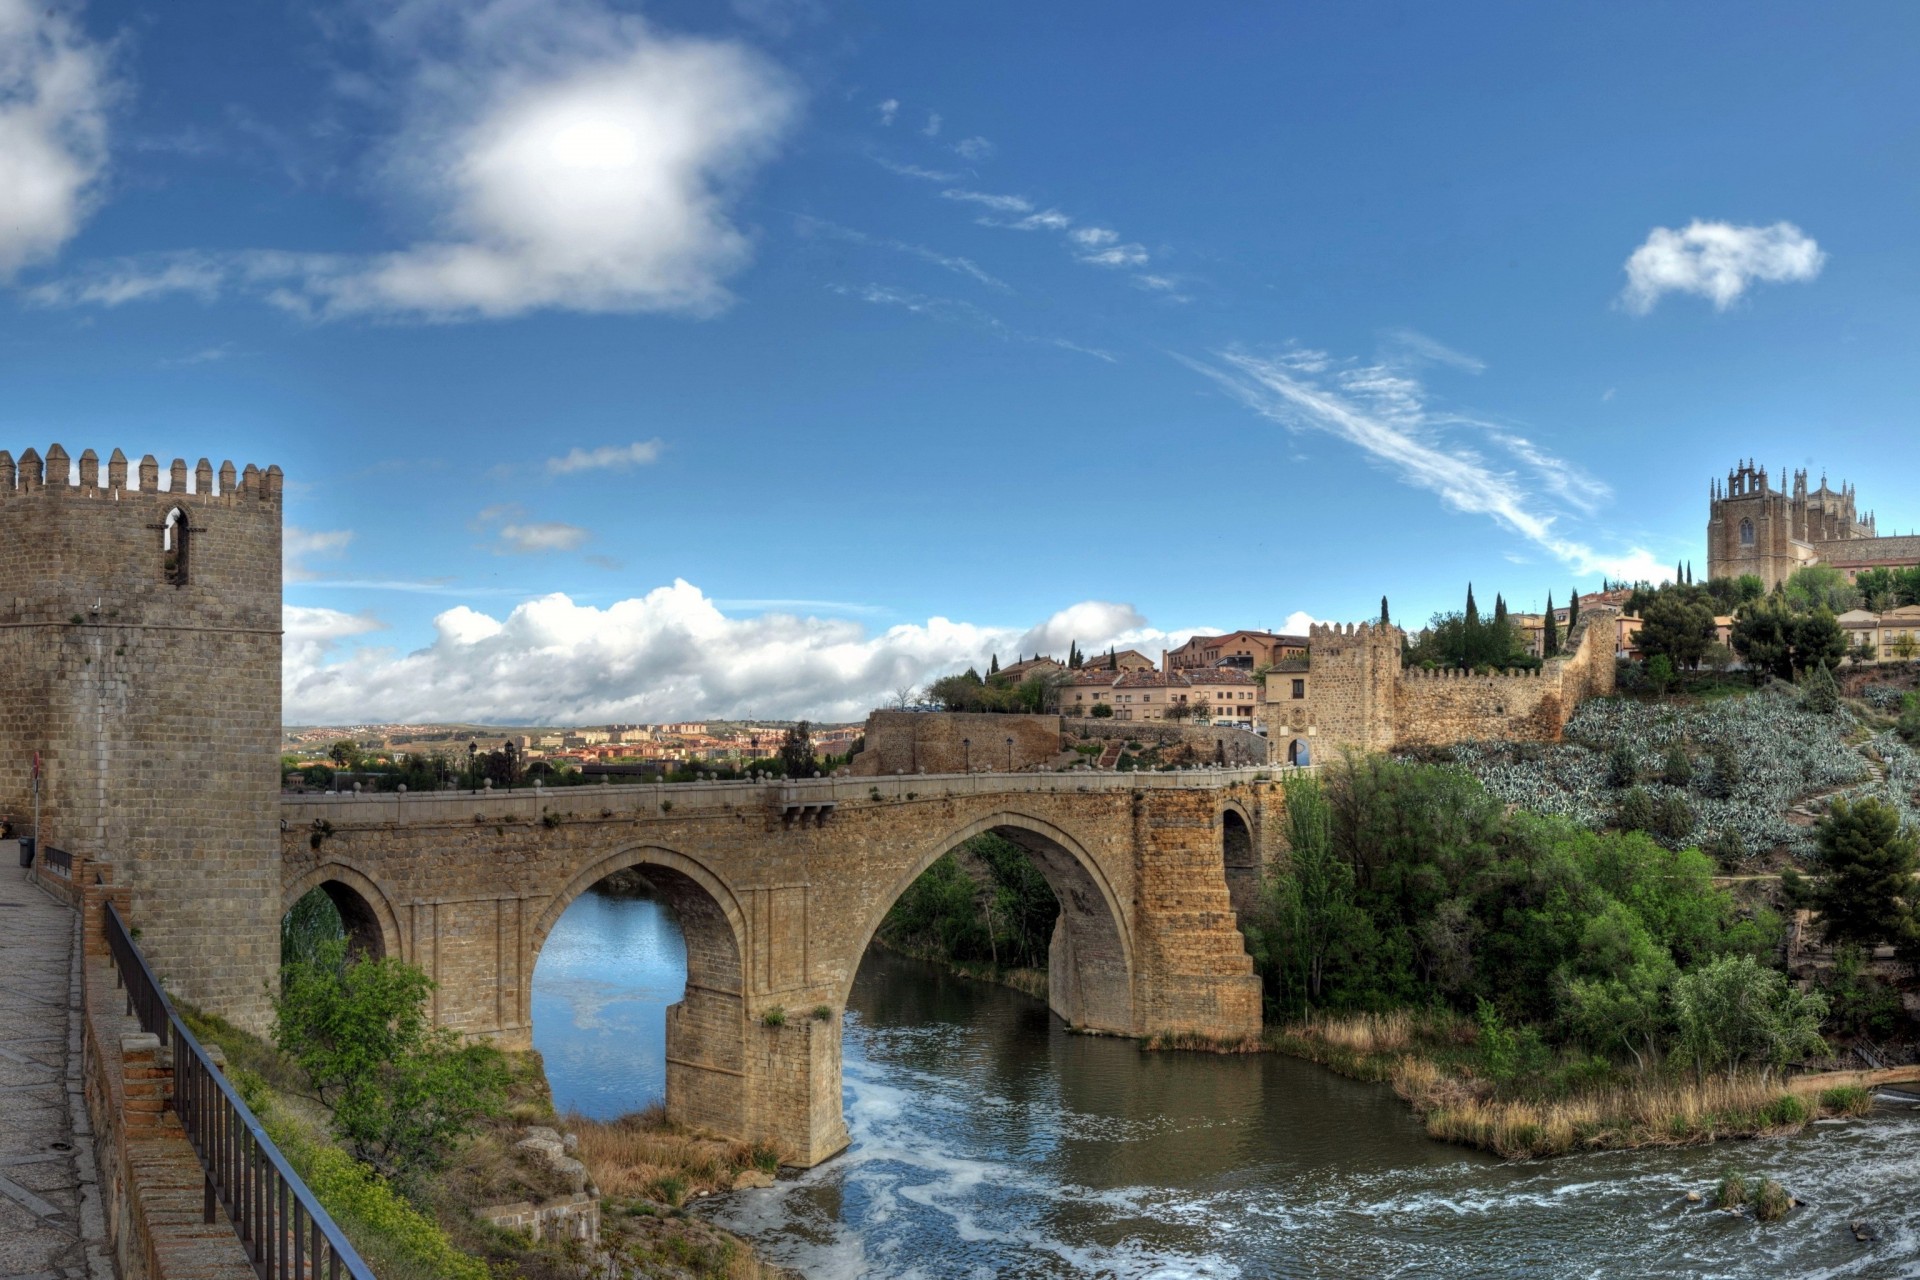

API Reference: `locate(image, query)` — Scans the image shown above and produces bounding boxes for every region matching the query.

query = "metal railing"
[102,899,376,1280]
[43,845,72,878]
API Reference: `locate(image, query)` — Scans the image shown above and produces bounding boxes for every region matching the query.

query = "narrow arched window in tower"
[1739,518,1754,547]
[162,507,190,585]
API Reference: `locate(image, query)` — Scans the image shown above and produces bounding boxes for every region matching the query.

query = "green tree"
[1808,797,1919,951]
[1782,564,1861,615]
[1731,593,1796,682]
[1792,606,1846,673]
[1380,595,1391,625]
[1899,692,1920,746]
[1645,654,1675,696]
[1542,593,1558,657]
[1800,661,1840,714]
[276,941,509,1183]
[1249,774,1365,1013]
[1637,587,1717,670]
[1567,587,1580,632]
[1670,954,1827,1080]
[779,721,817,776]
[1660,743,1694,787]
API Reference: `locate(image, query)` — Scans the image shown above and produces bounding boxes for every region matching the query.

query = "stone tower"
[1300,620,1403,752]
[0,446,282,1031]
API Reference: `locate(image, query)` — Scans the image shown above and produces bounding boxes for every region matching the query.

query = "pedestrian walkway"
[0,866,111,1280]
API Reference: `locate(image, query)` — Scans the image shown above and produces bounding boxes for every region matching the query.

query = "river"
[532,889,1920,1279]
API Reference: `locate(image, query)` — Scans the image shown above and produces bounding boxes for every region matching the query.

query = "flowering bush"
[1449,689,1872,858]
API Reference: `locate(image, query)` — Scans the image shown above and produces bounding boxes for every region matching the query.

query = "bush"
[1899,693,1920,746]
[1702,827,1748,868]
[1672,955,1828,1079]
[275,940,509,1184]
[1615,786,1655,833]
[1654,793,1695,844]
[1090,703,1114,719]
[1753,1178,1793,1221]
[1661,744,1695,788]
[1714,1171,1749,1210]
[1801,662,1840,715]
[1818,1084,1874,1116]
[1647,654,1676,696]
[1606,742,1639,789]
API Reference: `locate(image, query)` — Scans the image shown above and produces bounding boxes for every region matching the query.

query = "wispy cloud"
[1069,227,1118,248]
[876,97,898,126]
[941,188,1030,214]
[829,283,1116,364]
[1010,210,1071,231]
[285,526,354,580]
[1383,327,1485,374]
[158,342,237,368]
[1620,220,1825,314]
[1184,344,1665,582]
[872,156,960,183]
[794,216,1010,291]
[921,111,942,137]
[545,439,666,475]
[953,135,993,161]
[1078,243,1149,268]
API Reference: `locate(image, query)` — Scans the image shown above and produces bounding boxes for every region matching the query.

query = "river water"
[532,890,1920,1279]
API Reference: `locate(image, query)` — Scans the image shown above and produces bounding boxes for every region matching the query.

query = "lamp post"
[1005,736,1014,771]
[467,740,478,794]
[503,739,519,791]
[962,737,971,772]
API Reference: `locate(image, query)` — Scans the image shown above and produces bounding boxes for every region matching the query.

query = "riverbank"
[869,934,1049,1002]
[180,1005,786,1280]
[1272,1010,1876,1159]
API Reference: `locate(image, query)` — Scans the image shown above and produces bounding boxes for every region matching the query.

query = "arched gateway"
[280,770,1284,1165]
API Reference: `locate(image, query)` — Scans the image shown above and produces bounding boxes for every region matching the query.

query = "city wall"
[1065,719,1271,766]
[848,711,1068,774]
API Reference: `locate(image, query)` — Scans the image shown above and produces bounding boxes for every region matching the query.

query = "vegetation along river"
[532,889,1920,1279]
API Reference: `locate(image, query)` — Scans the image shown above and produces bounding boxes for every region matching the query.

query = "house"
[1164,630,1309,672]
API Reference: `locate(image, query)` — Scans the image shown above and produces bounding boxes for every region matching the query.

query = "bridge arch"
[282,860,404,961]
[852,808,1137,1034]
[528,845,751,1138]
[1219,804,1257,920]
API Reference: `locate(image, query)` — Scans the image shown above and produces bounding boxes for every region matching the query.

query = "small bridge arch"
[283,860,404,961]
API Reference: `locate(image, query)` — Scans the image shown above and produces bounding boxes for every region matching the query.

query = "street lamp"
[503,740,519,791]
[467,740,478,794]
[962,737,971,772]
[1005,736,1014,771]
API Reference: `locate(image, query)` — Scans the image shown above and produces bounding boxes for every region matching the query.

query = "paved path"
[0,868,110,1280]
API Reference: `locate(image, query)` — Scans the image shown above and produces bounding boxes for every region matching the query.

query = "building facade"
[1706,461,1918,590]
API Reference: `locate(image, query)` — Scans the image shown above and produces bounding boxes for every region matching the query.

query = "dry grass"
[567,1105,781,1204]
[1141,1029,1265,1053]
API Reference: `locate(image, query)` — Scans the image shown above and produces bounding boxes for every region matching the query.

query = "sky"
[3,0,1917,724]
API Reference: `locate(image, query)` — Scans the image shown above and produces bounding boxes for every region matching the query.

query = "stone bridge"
[278,767,1295,1165]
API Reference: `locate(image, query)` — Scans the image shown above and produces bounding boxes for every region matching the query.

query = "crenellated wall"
[1264,607,1618,756]
[0,444,283,1032]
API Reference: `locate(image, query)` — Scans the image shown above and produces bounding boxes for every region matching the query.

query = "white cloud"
[1620,219,1825,314]
[953,135,993,161]
[794,215,1011,291]
[876,97,897,126]
[477,503,590,554]
[941,188,1030,214]
[0,0,113,279]
[30,1,801,321]
[1069,226,1118,248]
[1010,209,1071,232]
[872,156,959,183]
[921,111,942,137]
[1186,343,1664,581]
[1078,243,1149,268]
[285,526,354,581]
[546,439,665,475]
[281,581,1234,723]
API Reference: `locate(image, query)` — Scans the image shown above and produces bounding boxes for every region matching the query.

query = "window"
[1291,679,1305,699]
[162,508,190,586]
[1739,518,1754,546]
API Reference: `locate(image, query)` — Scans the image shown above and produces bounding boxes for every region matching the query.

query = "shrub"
[1654,793,1695,844]
[1671,954,1828,1079]
[275,940,509,1184]
[1661,744,1695,788]
[761,1006,787,1027]
[1090,703,1114,719]
[1615,786,1655,833]
[1702,827,1747,868]
[1701,740,1742,799]
[1606,742,1639,789]
[1801,662,1840,715]
[1818,1084,1874,1117]
[648,1173,689,1207]
[1714,1172,1748,1210]
[1898,692,1920,745]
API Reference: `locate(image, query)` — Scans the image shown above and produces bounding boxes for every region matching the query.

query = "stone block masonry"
[0,445,283,1034]
[278,768,1286,1166]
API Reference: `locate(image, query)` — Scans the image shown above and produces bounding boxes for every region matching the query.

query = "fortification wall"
[1065,719,1270,765]
[847,710,1065,775]
[1392,606,1618,748]
[0,445,282,1031]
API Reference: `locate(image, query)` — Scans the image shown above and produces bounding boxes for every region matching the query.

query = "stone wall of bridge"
[278,769,1293,1165]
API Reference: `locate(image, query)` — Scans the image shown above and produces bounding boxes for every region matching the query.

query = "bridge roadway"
[278,766,1299,1165]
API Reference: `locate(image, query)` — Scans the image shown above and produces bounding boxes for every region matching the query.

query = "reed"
[1141,1029,1265,1053]
[565,1104,781,1202]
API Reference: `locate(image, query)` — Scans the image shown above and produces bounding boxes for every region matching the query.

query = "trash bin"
[18,837,34,868]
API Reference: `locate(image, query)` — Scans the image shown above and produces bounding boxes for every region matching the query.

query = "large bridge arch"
[282,860,405,961]
[527,845,752,1139]
[852,808,1137,1034]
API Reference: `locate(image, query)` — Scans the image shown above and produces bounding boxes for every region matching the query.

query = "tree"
[1671,954,1827,1080]
[1542,593,1559,657]
[1089,703,1114,719]
[1567,587,1580,632]
[276,941,509,1183]
[1380,595,1391,626]
[1645,654,1675,697]
[1248,774,1364,1013]
[1792,607,1846,673]
[1731,593,1796,682]
[1068,640,1083,669]
[988,654,1000,675]
[1637,587,1717,670]
[1800,661,1840,714]
[1782,564,1861,615]
[1808,797,1919,952]
[779,721,817,776]
[1465,584,1479,631]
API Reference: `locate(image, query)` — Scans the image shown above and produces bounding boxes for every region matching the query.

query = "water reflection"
[532,893,1920,1278]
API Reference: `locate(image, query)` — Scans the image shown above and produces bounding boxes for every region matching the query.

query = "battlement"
[1307,620,1401,644]
[0,445,281,505]
[1400,665,1545,681]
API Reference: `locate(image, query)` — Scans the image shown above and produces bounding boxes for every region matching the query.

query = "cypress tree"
[1543,593,1559,657]
[1380,595,1390,625]
[1569,587,1581,630]
[989,654,999,675]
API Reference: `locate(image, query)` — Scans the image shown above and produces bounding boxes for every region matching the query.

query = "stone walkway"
[0,868,111,1280]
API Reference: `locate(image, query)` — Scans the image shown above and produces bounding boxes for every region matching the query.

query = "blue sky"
[4,0,1916,723]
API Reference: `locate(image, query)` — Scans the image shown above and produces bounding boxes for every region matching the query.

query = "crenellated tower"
[0,445,282,1032]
